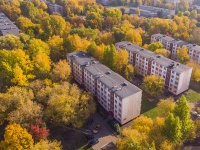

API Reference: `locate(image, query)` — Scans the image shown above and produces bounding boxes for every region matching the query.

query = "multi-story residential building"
[0,13,20,36]
[47,3,63,16]
[67,51,142,125]
[116,41,192,95]
[151,34,200,63]
[130,5,175,18]
[96,0,111,5]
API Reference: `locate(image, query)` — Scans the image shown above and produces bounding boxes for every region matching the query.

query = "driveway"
[89,113,118,150]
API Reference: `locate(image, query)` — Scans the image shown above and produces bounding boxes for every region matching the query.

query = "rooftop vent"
[92,60,97,64]
[116,87,121,91]
[127,43,132,46]
[72,54,78,58]
[140,49,144,51]
[156,55,161,58]
[85,62,90,67]
[193,44,197,47]
[82,54,85,56]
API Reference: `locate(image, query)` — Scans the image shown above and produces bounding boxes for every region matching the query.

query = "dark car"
[93,124,101,134]
[85,134,94,141]
[87,118,93,126]
[88,138,99,146]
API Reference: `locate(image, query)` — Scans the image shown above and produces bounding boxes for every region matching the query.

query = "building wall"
[120,91,142,125]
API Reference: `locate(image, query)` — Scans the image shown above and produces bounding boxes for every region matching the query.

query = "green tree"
[147,42,163,52]
[103,45,117,70]
[163,113,182,145]
[86,42,97,56]
[173,95,196,141]
[177,45,190,64]
[20,1,39,20]
[0,123,34,150]
[142,75,164,97]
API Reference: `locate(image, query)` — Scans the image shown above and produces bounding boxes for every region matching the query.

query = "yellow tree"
[177,46,190,64]
[123,64,134,80]
[47,35,64,62]
[31,140,62,150]
[155,49,171,57]
[93,44,105,62]
[157,97,175,118]
[187,61,200,82]
[52,60,71,82]
[115,50,129,74]
[142,75,164,97]
[0,123,34,150]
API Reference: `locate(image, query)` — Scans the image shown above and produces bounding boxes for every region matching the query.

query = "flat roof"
[116,41,191,73]
[68,51,142,99]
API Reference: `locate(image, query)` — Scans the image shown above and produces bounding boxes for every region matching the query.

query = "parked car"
[88,118,93,126]
[194,111,198,115]
[85,135,94,141]
[93,124,101,134]
[88,138,99,146]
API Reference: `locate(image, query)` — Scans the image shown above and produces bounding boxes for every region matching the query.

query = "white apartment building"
[151,34,200,63]
[116,41,192,95]
[67,51,142,125]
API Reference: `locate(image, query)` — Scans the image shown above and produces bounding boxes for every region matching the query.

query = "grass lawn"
[141,95,158,119]
[185,89,200,102]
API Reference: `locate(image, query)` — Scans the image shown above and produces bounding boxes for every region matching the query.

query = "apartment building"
[0,13,20,36]
[47,3,63,16]
[96,0,111,6]
[151,34,200,63]
[67,51,142,125]
[116,41,192,95]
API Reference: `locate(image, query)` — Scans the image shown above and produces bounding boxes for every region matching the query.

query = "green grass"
[141,95,158,119]
[185,89,200,102]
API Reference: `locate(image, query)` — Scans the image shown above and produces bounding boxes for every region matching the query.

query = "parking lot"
[88,113,118,150]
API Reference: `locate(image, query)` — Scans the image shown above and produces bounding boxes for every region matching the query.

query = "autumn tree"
[157,97,175,118]
[155,49,171,57]
[115,50,129,74]
[123,64,134,80]
[20,1,39,20]
[29,119,49,142]
[0,123,34,150]
[64,34,90,53]
[32,52,51,78]
[31,140,62,150]
[0,34,24,50]
[0,49,34,86]
[142,75,164,97]
[187,61,200,82]
[27,38,50,57]
[45,82,96,127]
[52,60,71,82]
[177,45,190,64]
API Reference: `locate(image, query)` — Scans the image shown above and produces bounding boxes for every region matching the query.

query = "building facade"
[151,34,200,63]
[0,13,20,36]
[116,41,192,95]
[67,51,142,125]
[47,3,63,16]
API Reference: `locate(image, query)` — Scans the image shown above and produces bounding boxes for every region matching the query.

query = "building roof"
[67,51,142,99]
[0,12,20,36]
[116,41,191,73]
